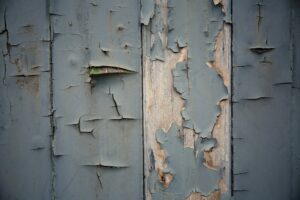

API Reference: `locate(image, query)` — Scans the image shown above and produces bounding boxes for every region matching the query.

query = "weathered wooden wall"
[0,0,300,200]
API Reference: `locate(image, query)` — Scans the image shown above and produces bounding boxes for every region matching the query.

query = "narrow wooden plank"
[143,0,231,199]
[0,0,52,199]
[232,0,293,199]
[50,0,143,199]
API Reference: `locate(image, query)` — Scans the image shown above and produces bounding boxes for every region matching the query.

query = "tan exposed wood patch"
[205,24,231,192]
[144,0,231,199]
[186,190,221,200]
[143,0,188,198]
[184,128,197,149]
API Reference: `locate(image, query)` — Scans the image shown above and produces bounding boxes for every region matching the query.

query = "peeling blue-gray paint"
[141,0,155,26]
[150,124,220,200]
[173,61,227,136]
[89,65,137,76]
[1,0,300,199]
[149,3,165,61]
[172,62,189,99]
[150,35,165,61]
[168,0,228,137]
[147,0,230,199]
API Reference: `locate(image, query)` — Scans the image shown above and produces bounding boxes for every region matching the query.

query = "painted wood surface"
[0,0,299,200]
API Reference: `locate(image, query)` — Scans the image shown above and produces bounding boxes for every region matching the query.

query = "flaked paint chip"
[249,46,274,54]
[89,65,136,76]
[140,0,155,25]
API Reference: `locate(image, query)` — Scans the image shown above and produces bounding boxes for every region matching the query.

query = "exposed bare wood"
[205,23,231,193]
[143,0,189,198]
[186,190,221,200]
[143,0,231,199]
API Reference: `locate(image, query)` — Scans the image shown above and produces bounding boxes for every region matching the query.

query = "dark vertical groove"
[2,7,12,120]
[230,0,234,196]
[140,0,145,199]
[47,0,56,199]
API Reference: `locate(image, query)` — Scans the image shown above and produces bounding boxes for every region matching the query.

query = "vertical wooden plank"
[142,0,231,199]
[50,0,143,199]
[0,0,52,199]
[292,1,300,199]
[232,0,293,199]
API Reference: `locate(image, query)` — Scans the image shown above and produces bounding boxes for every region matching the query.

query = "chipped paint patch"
[89,65,136,76]
[141,0,155,25]
[16,75,40,97]
[186,190,221,200]
[204,24,231,192]
[206,24,231,88]
[213,0,223,7]
[149,124,220,199]
[144,45,188,198]
[204,100,228,169]
[143,1,191,199]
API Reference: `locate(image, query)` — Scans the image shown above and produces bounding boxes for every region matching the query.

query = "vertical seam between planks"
[230,0,234,196]
[140,0,146,199]
[47,0,56,199]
